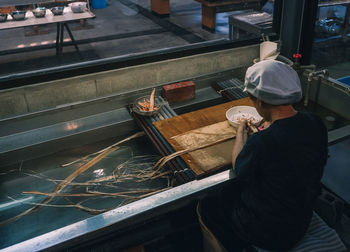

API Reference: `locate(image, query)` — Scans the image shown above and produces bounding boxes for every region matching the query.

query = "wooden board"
[153,97,254,177]
[172,121,236,172]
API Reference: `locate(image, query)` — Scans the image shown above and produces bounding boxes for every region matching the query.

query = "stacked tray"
[212,78,248,101]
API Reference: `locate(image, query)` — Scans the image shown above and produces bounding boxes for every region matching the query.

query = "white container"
[226,106,262,128]
[70,2,87,13]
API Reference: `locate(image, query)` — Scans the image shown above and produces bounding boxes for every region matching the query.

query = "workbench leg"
[201,5,216,32]
[151,0,170,16]
[60,23,64,54]
[64,23,81,55]
[229,24,240,40]
[234,28,240,40]
[56,23,61,56]
[342,5,350,39]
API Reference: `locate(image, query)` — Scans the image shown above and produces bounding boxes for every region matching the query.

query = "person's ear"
[256,99,263,108]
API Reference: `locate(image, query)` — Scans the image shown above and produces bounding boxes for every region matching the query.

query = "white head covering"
[243,60,302,105]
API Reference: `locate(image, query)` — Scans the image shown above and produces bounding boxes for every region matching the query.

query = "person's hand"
[237,120,248,136]
[236,120,248,145]
[232,120,248,169]
[237,120,258,136]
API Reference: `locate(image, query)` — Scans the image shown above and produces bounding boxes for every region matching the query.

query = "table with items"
[0,5,95,55]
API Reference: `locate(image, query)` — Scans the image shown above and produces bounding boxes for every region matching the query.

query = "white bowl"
[226,106,262,128]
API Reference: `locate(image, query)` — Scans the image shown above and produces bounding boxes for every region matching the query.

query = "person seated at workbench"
[198,60,328,251]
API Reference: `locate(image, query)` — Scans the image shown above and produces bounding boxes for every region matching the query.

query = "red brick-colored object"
[0,7,16,14]
[162,81,195,103]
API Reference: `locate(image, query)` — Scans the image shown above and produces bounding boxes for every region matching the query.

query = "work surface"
[154,97,253,177]
[0,8,95,30]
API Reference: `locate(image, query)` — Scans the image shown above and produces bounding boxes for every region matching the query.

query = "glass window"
[311,0,350,83]
[0,0,278,86]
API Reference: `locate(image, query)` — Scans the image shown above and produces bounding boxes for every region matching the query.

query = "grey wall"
[0,44,259,120]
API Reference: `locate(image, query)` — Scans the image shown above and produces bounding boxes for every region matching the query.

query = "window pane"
[311,0,350,82]
[0,0,278,85]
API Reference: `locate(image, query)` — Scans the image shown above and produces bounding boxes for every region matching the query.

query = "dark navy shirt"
[203,112,328,250]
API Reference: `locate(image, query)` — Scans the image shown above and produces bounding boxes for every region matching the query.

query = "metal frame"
[274,0,350,65]
[276,0,318,65]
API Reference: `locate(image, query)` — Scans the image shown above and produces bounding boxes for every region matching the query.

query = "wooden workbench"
[154,97,254,177]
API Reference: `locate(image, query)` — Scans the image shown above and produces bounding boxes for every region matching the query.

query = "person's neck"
[269,105,297,123]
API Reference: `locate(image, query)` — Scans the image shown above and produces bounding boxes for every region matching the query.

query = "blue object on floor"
[92,0,106,9]
[337,76,350,86]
